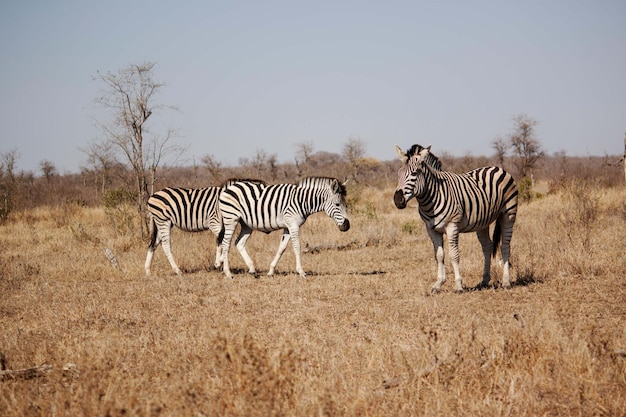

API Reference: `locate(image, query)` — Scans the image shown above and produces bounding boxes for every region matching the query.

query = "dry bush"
[1,185,625,416]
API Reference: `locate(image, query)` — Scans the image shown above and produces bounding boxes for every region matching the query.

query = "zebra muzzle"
[338,219,350,232]
[394,190,407,209]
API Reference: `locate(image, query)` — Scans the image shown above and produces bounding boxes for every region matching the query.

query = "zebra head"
[394,144,434,209]
[320,177,350,232]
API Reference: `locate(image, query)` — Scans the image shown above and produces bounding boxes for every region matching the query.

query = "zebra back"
[297,176,347,195]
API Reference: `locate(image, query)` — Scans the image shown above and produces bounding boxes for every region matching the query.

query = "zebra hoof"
[430,287,441,295]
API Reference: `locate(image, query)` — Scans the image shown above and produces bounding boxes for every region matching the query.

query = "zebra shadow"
[178,266,231,275]
[469,271,544,291]
[511,270,545,287]
[240,270,387,278]
[209,269,318,278]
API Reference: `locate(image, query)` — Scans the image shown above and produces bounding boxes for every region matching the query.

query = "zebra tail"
[492,221,501,259]
[148,216,157,249]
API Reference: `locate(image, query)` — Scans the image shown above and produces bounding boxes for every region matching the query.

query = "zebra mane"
[297,176,347,196]
[221,178,267,187]
[406,144,442,170]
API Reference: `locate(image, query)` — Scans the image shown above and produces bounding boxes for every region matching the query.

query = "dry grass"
[1,185,625,416]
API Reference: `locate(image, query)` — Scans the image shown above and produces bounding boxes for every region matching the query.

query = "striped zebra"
[218,177,350,280]
[394,144,518,292]
[144,186,224,276]
[144,180,264,276]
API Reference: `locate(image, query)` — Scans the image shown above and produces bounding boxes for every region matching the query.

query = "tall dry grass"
[1,184,625,416]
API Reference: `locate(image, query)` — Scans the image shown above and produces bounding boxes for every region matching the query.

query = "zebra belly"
[457,213,500,233]
[423,213,496,234]
[240,215,285,232]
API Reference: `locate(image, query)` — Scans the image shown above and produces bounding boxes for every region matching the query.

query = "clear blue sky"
[1,1,625,174]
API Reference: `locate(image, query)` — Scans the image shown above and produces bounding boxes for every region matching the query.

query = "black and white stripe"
[394,144,518,292]
[145,186,225,276]
[218,177,350,279]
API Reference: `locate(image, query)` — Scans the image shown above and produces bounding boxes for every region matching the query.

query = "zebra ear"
[417,145,432,162]
[332,178,348,194]
[395,144,408,163]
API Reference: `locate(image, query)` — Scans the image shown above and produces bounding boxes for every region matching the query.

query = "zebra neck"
[415,167,442,207]
[295,188,324,216]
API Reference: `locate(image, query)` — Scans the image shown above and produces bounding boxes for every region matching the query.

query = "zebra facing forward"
[144,180,264,276]
[394,144,518,293]
[218,177,350,280]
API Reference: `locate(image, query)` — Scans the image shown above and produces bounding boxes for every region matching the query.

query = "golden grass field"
[1,184,625,416]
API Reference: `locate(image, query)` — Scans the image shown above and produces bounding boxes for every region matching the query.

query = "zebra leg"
[268,229,291,276]
[214,238,223,269]
[160,227,183,277]
[145,217,160,276]
[145,250,154,276]
[499,215,515,289]
[476,228,493,288]
[220,221,238,280]
[235,224,256,275]
[426,228,446,293]
[288,226,306,278]
[445,223,464,292]
[211,225,224,269]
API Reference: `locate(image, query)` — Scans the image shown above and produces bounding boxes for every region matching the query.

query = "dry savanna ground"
[1,184,625,416]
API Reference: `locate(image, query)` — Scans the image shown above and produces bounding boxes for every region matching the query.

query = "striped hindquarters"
[451,166,517,232]
[466,166,518,224]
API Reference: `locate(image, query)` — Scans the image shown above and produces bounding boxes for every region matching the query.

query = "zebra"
[218,177,350,280]
[393,144,518,293]
[144,179,264,276]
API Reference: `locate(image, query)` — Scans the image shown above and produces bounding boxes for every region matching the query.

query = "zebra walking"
[145,186,225,276]
[394,144,518,292]
[218,177,350,279]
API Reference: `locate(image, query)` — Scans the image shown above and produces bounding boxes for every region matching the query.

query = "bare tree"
[251,149,268,178]
[623,133,626,184]
[509,114,544,179]
[266,153,279,181]
[39,160,57,184]
[93,62,181,238]
[342,137,366,183]
[1,149,18,184]
[201,154,222,184]
[294,141,314,178]
[491,136,508,167]
[81,139,117,198]
[0,149,19,222]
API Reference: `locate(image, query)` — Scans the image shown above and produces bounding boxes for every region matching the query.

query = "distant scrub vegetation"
[0,149,622,223]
